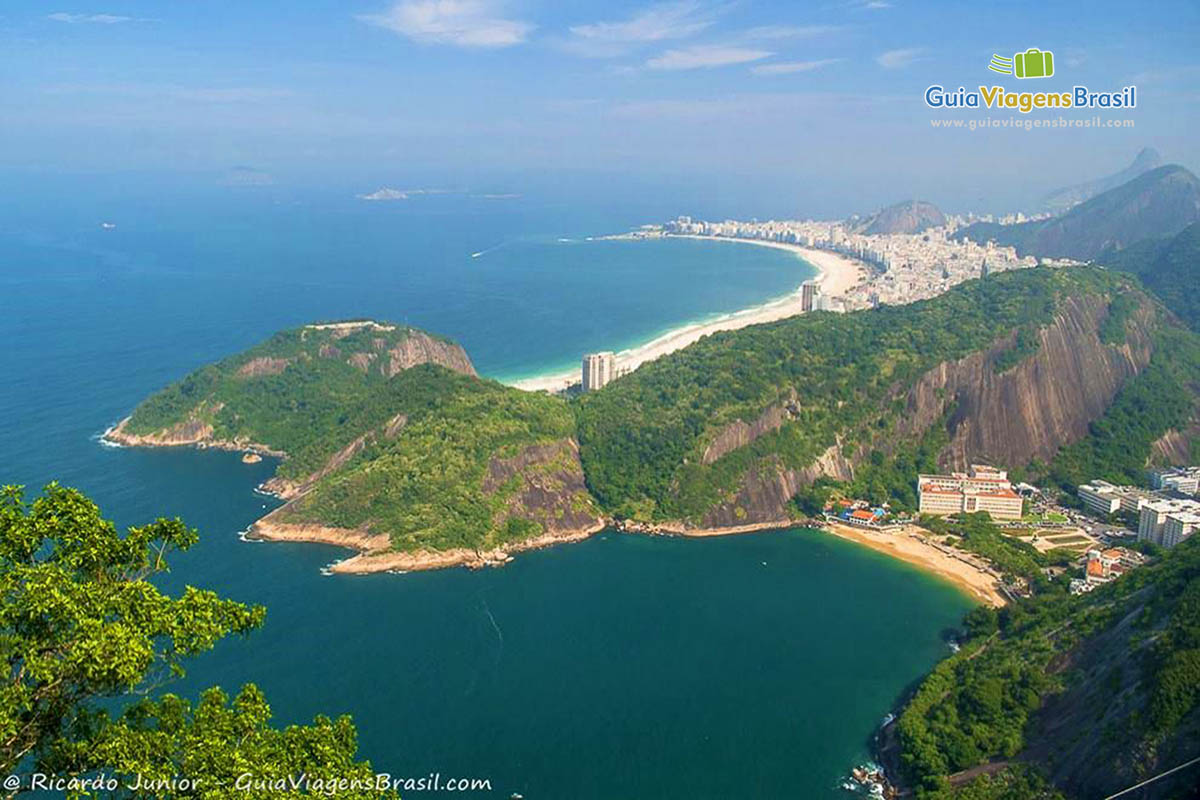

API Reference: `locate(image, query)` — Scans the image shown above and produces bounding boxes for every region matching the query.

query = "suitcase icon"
[1014,48,1054,79]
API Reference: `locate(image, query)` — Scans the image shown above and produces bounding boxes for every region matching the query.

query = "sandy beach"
[511,234,866,393]
[822,522,1007,607]
[615,516,1005,607]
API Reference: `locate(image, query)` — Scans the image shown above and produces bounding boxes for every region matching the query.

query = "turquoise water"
[0,188,971,798]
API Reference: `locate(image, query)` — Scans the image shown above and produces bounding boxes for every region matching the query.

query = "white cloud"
[646,45,772,71]
[47,12,137,24]
[570,2,716,43]
[562,1,720,58]
[876,47,925,69]
[751,58,843,76]
[359,1,532,48]
[741,25,841,40]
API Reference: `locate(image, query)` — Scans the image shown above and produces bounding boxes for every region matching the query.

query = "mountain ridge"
[1041,146,1163,213]
[956,164,1200,261]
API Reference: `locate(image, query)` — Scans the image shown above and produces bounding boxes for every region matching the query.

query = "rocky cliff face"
[482,438,605,536]
[692,292,1157,529]
[903,293,1155,470]
[384,330,476,377]
[699,442,854,529]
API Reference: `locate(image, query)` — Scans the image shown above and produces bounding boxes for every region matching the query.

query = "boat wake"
[470,241,508,259]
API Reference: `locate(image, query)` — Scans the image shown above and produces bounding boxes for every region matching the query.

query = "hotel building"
[582,352,617,392]
[917,465,1024,520]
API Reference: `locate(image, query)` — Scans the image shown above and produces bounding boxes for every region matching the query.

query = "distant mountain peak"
[852,199,945,235]
[959,163,1200,261]
[1042,147,1164,212]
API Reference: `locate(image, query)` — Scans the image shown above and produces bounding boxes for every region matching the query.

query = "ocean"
[0,183,971,798]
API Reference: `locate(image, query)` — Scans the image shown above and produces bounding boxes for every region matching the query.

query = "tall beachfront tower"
[801,280,820,313]
[582,352,616,392]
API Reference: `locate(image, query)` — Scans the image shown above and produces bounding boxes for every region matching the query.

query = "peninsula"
[108,265,1200,587]
[105,320,605,573]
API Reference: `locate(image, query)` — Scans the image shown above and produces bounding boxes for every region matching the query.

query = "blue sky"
[3,0,1199,215]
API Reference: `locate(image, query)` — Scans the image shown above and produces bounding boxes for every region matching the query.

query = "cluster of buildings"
[1076,479,1159,516]
[1150,466,1200,495]
[826,500,898,529]
[917,465,1025,520]
[1070,546,1148,594]
[661,215,1055,310]
[1077,467,1200,549]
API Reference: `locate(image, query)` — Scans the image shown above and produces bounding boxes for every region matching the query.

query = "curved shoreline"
[247,516,607,574]
[98,417,1006,598]
[509,234,866,393]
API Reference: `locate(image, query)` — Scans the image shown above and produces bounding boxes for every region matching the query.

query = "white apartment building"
[582,352,616,392]
[801,280,820,313]
[1138,498,1200,548]
[1150,467,1200,496]
[918,465,1024,520]
[1077,480,1122,516]
[1077,480,1156,517]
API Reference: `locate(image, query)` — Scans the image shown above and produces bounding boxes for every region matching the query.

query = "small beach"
[511,234,866,393]
[822,522,1006,607]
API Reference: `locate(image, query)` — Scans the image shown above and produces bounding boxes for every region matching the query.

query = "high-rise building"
[801,280,820,313]
[582,352,616,392]
[1138,498,1200,547]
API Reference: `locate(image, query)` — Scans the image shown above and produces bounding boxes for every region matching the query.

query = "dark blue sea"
[0,180,970,798]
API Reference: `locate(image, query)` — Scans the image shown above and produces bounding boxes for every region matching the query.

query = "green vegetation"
[920,513,1069,584]
[575,267,1135,522]
[897,533,1200,798]
[1097,292,1140,345]
[1099,221,1200,332]
[124,323,597,554]
[955,164,1200,261]
[280,365,596,552]
[993,325,1041,373]
[126,323,462,480]
[919,767,1064,800]
[1044,323,1200,488]
[0,484,391,797]
[122,267,1198,550]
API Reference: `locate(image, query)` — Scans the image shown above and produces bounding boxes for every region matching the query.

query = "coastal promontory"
[107,320,604,571]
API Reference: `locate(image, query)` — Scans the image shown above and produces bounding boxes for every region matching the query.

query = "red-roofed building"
[917,465,1023,520]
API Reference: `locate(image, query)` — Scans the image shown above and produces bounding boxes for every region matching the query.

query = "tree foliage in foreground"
[0,484,392,798]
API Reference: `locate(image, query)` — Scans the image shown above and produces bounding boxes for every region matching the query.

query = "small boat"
[880,712,895,729]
